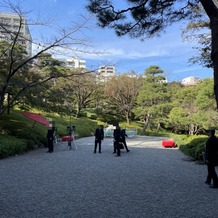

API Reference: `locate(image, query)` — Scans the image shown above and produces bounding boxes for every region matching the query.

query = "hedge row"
[175,135,208,161]
[0,135,35,159]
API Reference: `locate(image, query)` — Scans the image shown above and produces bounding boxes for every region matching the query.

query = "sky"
[3,0,213,82]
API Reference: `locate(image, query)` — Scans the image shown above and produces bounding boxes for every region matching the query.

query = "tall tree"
[70,71,97,117]
[22,54,70,113]
[169,86,199,135]
[168,78,218,134]
[133,65,169,133]
[104,73,140,124]
[0,0,92,115]
[194,78,218,129]
[86,0,218,109]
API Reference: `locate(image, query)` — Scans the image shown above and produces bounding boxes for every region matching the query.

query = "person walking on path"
[121,129,130,152]
[205,129,218,188]
[113,125,122,157]
[94,125,104,153]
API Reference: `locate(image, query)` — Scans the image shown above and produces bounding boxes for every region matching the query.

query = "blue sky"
[8,0,213,82]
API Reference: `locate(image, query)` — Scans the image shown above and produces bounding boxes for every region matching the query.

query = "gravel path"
[0,136,218,218]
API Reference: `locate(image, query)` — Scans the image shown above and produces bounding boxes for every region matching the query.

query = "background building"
[97,65,116,82]
[65,56,86,69]
[98,65,115,75]
[181,76,200,86]
[0,12,32,56]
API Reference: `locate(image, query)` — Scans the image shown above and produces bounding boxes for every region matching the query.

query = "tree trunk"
[0,85,8,115]
[7,93,10,115]
[141,114,150,135]
[200,0,218,109]
[126,112,130,125]
[76,103,81,118]
[189,123,194,135]
[156,122,161,132]
[96,100,99,115]
[211,16,218,109]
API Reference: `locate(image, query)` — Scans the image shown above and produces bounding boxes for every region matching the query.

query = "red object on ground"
[21,112,49,126]
[61,136,75,141]
[162,140,175,148]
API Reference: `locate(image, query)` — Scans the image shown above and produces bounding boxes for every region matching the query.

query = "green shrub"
[25,140,36,150]
[179,136,207,160]
[89,115,97,120]
[195,141,206,160]
[0,135,31,159]
[79,112,87,117]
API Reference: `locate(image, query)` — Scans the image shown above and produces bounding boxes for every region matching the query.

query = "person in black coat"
[94,125,104,153]
[113,125,122,156]
[205,129,218,188]
[47,122,55,153]
[121,129,130,152]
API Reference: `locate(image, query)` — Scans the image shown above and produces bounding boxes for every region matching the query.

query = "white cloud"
[80,36,192,62]
[27,2,211,81]
[173,66,205,74]
[77,22,195,62]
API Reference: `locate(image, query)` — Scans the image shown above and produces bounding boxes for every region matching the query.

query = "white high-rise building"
[65,56,86,69]
[0,12,32,56]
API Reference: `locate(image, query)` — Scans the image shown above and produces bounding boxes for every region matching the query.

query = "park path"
[0,136,218,218]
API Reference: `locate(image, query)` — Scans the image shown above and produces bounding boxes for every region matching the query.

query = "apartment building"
[0,12,32,56]
[97,65,116,82]
[98,65,115,75]
[65,56,86,69]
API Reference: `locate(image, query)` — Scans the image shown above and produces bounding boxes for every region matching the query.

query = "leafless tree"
[0,0,95,115]
[104,74,140,124]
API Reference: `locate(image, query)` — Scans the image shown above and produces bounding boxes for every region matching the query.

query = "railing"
[104,128,137,138]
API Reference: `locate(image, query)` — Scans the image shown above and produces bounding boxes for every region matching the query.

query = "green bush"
[195,141,206,160]
[0,135,31,159]
[89,115,97,120]
[25,139,35,150]
[179,136,207,160]
[79,112,87,117]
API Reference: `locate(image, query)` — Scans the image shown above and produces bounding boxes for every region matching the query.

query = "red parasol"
[21,112,49,127]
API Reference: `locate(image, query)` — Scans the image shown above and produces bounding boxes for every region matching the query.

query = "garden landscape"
[0,0,217,162]
[2,1,218,217]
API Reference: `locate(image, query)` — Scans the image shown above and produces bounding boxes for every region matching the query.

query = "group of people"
[94,124,130,156]
[47,123,218,187]
[94,125,218,185]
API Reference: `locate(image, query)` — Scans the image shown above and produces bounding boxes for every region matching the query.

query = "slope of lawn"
[0,109,99,158]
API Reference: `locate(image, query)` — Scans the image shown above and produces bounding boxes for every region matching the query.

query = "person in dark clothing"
[47,122,55,153]
[94,125,104,153]
[121,129,130,152]
[205,129,218,188]
[113,125,122,156]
